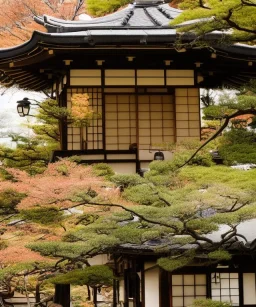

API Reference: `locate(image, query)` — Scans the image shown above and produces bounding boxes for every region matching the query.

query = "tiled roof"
[34,3,182,32]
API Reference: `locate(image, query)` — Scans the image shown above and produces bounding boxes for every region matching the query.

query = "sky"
[0,88,45,147]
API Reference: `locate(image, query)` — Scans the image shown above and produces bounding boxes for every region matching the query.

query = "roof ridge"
[143,7,162,26]
[158,4,182,19]
[121,9,134,26]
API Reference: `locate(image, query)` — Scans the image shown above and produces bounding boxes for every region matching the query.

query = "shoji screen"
[138,94,174,149]
[105,94,136,150]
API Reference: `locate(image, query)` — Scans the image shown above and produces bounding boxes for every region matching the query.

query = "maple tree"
[0,0,85,47]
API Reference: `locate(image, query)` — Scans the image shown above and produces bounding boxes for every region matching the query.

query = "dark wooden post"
[54,284,70,307]
[93,287,97,307]
[159,269,170,307]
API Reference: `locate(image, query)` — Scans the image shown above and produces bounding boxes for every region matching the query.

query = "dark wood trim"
[124,269,129,307]
[206,272,211,298]
[239,271,244,307]
[59,88,67,150]
[159,269,170,307]
[169,273,172,307]
[141,262,145,307]
[54,284,70,307]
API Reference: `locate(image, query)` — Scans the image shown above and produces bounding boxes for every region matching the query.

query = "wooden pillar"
[54,284,70,307]
[93,287,97,307]
[159,269,170,307]
[59,88,67,151]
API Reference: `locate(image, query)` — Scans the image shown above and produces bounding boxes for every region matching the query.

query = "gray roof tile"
[36,3,183,32]
[127,8,156,27]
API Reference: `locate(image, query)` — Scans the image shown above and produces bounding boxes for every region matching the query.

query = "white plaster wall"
[144,262,159,307]
[87,254,109,266]
[243,273,256,304]
[119,279,125,304]
[108,162,136,174]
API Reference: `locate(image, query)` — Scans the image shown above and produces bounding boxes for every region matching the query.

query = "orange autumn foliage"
[0,160,132,269]
[70,93,95,126]
[0,0,85,47]
[0,160,119,210]
[0,246,50,264]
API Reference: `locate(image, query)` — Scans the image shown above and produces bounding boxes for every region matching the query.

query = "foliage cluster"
[171,0,256,43]
[0,99,62,175]
[48,265,113,286]
[218,129,256,165]
[192,299,231,307]
[0,151,255,305]
[86,0,130,17]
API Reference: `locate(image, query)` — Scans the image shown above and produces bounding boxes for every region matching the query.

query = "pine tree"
[171,0,256,44]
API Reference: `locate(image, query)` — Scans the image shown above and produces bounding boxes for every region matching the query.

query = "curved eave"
[0,29,255,91]
[0,30,255,58]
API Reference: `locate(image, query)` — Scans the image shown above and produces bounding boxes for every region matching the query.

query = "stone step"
[4,292,36,307]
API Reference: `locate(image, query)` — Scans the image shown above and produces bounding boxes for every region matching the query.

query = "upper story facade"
[0,0,255,173]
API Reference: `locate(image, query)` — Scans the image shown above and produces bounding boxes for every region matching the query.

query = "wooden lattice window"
[211,272,239,305]
[67,88,103,150]
[172,274,207,307]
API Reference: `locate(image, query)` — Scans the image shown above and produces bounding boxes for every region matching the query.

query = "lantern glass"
[16,98,31,117]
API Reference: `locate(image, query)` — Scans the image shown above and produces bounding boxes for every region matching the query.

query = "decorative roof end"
[135,0,165,7]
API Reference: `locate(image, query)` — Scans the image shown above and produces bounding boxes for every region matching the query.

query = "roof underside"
[0,2,255,92]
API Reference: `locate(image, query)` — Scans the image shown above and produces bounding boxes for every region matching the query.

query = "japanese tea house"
[0,1,256,306]
[0,0,255,174]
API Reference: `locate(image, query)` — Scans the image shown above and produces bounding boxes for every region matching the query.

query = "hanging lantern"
[154,151,164,161]
[16,98,31,117]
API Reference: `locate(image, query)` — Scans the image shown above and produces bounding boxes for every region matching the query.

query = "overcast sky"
[0,89,46,147]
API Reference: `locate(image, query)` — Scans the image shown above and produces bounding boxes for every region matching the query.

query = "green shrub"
[110,173,144,188]
[123,184,159,205]
[20,206,64,225]
[219,144,256,165]
[0,189,26,214]
[92,163,114,179]
[217,128,256,165]
[87,0,131,17]
[192,299,231,307]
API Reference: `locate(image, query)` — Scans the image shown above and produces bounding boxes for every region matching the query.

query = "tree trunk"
[35,283,41,305]
[54,284,70,307]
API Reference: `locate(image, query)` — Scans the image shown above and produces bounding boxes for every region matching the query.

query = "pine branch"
[223,8,256,34]
[71,0,84,21]
[87,201,180,232]
[199,0,210,9]
[241,0,256,7]
[178,108,256,169]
